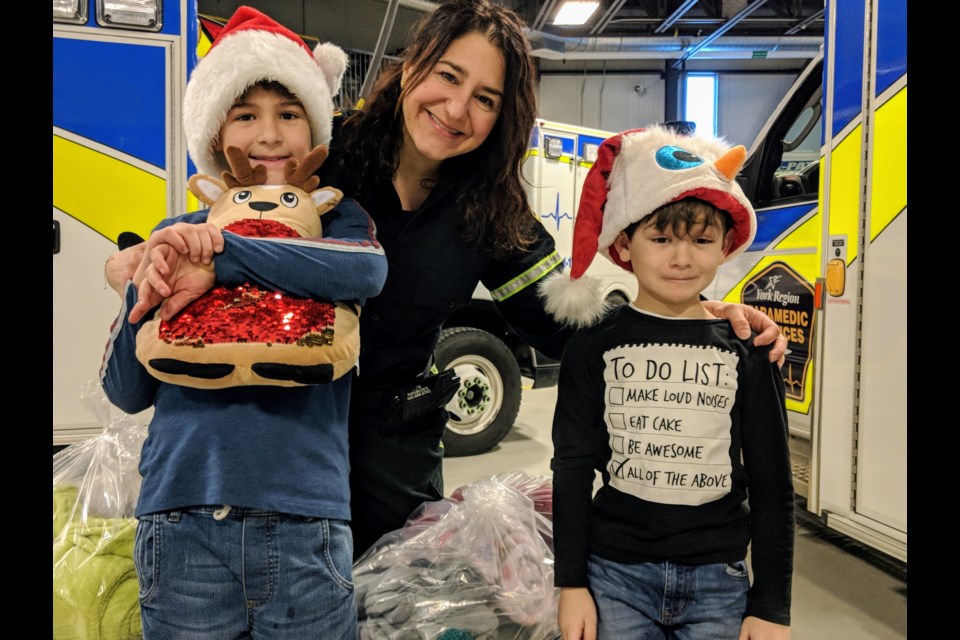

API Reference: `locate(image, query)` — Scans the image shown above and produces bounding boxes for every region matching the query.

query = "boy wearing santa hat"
[100,7,386,638]
[546,126,794,640]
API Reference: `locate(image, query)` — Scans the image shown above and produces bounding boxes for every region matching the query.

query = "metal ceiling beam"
[532,0,562,31]
[784,7,825,35]
[360,0,403,103]
[525,30,821,60]
[589,0,629,35]
[654,0,702,34]
[672,0,769,67]
[368,0,821,63]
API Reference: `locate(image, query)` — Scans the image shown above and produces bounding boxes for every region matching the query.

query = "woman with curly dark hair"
[335,0,538,256]
[319,0,785,558]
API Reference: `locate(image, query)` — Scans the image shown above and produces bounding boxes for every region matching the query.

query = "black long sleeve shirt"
[551,305,795,625]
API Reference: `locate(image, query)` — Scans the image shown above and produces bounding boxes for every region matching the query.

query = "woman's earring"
[400,77,406,89]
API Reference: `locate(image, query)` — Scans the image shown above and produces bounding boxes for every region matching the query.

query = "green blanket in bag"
[53,487,142,639]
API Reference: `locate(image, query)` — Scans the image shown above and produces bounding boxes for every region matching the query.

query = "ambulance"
[707,0,907,563]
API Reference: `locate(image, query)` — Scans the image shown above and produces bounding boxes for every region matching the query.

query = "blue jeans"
[587,555,750,640]
[134,506,357,639]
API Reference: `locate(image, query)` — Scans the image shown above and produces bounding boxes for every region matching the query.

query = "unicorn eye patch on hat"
[539,125,757,328]
[182,5,348,178]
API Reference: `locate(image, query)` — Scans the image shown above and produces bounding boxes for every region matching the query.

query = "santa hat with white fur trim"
[540,125,757,328]
[183,5,348,177]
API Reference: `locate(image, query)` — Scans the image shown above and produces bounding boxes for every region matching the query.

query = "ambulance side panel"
[53,0,195,444]
[713,0,906,562]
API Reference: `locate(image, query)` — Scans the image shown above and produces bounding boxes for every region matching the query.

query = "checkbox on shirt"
[608,386,624,405]
[611,435,625,454]
[608,413,626,430]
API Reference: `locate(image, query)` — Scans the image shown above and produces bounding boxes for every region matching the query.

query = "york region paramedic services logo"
[741,262,815,402]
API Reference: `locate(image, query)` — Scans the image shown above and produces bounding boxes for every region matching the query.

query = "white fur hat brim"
[539,271,611,329]
[183,29,347,177]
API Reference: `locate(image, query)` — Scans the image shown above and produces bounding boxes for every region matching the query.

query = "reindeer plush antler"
[221,147,268,188]
[135,146,360,389]
[218,145,329,192]
[284,146,328,192]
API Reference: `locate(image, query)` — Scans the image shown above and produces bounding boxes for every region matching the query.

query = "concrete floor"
[442,386,908,640]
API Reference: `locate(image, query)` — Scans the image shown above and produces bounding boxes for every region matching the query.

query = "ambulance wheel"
[435,327,522,457]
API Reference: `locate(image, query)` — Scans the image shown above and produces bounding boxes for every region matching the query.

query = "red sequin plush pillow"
[135,146,360,388]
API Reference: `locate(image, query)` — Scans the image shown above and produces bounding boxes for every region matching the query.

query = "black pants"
[347,395,446,560]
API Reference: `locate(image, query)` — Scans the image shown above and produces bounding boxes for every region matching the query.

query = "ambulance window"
[772,86,822,201]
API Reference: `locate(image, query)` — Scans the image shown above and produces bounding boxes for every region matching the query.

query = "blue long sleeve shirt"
[100,198,387,519]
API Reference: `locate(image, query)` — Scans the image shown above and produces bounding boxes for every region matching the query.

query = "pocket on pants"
[134,516,160,601]
[321,519,355,591]
[724,559,750,580]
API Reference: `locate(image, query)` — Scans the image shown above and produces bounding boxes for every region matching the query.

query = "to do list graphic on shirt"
[603,343,739,506]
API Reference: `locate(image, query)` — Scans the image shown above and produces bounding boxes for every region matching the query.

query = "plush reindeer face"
[137,144,357,390]
[187,145,342,238]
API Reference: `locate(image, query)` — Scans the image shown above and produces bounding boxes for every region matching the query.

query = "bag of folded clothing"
[354,471,559,640]
[53,379,148,640]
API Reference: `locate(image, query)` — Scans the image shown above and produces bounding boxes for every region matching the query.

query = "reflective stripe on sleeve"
[490,250,563,302]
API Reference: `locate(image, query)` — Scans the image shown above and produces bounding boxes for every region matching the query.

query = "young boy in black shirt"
[543,126,794,640]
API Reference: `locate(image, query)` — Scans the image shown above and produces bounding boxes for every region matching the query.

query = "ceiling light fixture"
[552,1,600,26]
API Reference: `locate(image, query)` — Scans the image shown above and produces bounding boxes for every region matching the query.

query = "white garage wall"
[537,73,665,133]
[537,72,798,145]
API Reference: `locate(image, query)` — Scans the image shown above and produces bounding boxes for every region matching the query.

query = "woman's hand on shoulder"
[702,300,787,366]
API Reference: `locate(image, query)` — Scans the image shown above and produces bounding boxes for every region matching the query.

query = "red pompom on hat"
[539,126,757,328]
[183,5,348,177]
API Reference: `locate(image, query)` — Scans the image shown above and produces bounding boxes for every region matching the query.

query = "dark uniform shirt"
[316,114,577,558]
[318,115,573,389]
